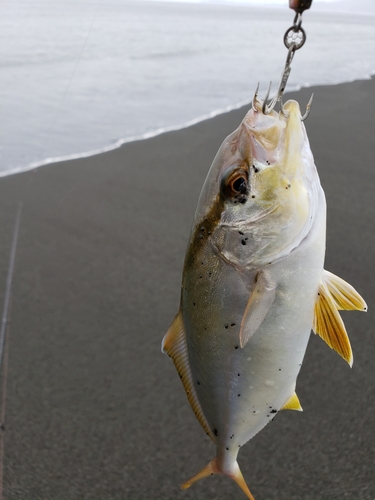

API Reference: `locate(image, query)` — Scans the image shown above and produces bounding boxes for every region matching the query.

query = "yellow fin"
[181,458,255,500]
[280,392,303,411]
[323,270,367,312]
[181,459,216,491]
[313,281,353,367]
[161,312,214,441]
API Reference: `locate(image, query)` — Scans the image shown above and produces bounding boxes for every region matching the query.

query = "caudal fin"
[181,458,255,500]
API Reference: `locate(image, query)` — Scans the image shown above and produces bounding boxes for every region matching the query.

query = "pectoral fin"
[280,391,303,411]
[323,270,367,311]
[313,280,353,367]
[239,271,276,348]
[162,312,214,440]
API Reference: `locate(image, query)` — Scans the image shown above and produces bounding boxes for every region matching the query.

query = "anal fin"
[280,391,303,411]
[239,270,276,348]
[162,312,214,441]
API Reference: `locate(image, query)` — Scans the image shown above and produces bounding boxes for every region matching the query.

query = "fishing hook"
[262,33,301,115]
[252,82,260,111]
[301,93,314,121]
[258,0,313,118]
[261,82,273,115]
[279,98,289,118]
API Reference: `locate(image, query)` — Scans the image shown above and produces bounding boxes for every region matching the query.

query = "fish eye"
[232,176,247,193]
[221,167,249,202]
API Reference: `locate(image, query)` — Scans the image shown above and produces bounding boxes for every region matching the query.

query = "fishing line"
[0,203,22,367]
[0,202,22,500]
[51,6,99,128]
[0,300,11,500]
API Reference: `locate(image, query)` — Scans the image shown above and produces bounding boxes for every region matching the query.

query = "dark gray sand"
[0,78,374,500]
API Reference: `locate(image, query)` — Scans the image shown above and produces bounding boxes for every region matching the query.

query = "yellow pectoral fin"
[161,312,214,441]
[313,282,353,367]
[280,391,303,411]
[323,270,367,312]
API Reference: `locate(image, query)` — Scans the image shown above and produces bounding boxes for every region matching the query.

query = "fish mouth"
[243,100,308,178]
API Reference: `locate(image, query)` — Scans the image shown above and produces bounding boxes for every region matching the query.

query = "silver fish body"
[183,195,325,461]
[163,100,366,499]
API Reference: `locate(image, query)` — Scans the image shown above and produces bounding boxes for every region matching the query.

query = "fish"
[162,98,367,499]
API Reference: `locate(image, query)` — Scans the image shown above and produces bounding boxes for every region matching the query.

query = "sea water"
[1,0,375,177]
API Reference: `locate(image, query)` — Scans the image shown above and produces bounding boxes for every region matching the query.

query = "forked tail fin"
[181,458,255,500]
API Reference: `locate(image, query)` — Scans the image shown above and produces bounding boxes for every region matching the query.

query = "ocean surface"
[1,0,375,177]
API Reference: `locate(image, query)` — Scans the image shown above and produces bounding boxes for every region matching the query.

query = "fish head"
[193,100,321,269]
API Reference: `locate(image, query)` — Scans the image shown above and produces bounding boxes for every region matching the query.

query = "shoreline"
[2,73,375,180]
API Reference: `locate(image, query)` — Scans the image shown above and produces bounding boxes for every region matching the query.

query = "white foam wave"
[2,72,374,180]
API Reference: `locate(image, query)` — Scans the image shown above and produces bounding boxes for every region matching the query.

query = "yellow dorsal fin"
[313,281,353,367]
[162,312,214,441]
[323,270,367,311]
[280,391,303,411]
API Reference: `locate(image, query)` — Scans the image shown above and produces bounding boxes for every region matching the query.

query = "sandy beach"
[0,78,374,499]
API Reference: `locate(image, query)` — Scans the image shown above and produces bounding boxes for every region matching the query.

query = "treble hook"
[253,0,314,119]
[257,87,313,120]
[259,0,314,119]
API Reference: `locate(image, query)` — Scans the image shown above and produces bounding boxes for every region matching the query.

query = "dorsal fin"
[162,312,214,441]
[313,280,353,367]
[323,270,367,311]
[280,391,303,411]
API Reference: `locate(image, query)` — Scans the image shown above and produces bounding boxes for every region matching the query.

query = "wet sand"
[0,78,374,499]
